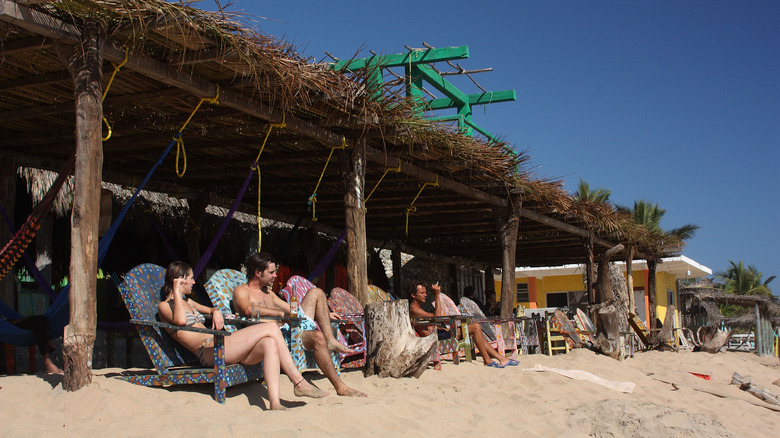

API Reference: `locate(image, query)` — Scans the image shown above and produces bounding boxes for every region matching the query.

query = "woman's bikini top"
[185,308,205,326]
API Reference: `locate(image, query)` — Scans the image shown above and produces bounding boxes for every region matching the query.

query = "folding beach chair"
[327,287,367,368]
[117,263,263,404]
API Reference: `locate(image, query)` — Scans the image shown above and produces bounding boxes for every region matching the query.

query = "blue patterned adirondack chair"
[204,270,339,373]
[117,263,263,404]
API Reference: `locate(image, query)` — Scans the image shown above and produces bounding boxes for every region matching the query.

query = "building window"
[546,292,568,308]
[516,282,529,302]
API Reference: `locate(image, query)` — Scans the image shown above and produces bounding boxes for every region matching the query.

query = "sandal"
[485,361,506,368]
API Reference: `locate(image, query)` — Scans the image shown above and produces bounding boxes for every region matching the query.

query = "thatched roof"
[2,0,665,267]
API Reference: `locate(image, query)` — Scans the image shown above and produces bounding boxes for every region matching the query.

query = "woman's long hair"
[162,261,192,301]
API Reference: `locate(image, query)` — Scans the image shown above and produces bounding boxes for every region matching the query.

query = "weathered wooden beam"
[0,34,49,53]
[365,147,507,207]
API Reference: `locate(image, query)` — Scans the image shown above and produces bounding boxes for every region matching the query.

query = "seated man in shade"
[408,280,517,368]
[233,252,366,397]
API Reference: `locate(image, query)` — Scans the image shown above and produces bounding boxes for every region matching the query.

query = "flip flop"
[485,361,506,368]
[506,359,520,367]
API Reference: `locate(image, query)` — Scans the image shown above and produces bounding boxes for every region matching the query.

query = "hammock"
[1,135,180,343]
[0,156,74,283]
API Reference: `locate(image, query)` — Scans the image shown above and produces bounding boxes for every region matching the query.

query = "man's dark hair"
[244,252,275,283]
[407,280,426,298]
[463,285,476,298]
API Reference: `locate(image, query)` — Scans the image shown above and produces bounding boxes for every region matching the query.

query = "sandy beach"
[1,349,778,437]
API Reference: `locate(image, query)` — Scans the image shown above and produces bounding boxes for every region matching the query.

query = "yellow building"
[494,255,711,326]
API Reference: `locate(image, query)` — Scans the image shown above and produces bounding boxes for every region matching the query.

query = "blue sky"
[212,1,779,288]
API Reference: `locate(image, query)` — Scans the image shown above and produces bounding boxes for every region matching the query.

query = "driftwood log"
[731,372,780,406]
[364,300,436,378]
[649,305,678,351]
[696,326,733,353]
[592,244,625,360]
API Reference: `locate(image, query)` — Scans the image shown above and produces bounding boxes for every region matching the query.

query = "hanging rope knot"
[271,112,286,129]
[307,193,317,206]
[203,85,220,105]
[174,135,187,177]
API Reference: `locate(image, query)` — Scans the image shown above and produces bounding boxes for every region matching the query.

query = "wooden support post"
[593,244,625,360]
[58,19,105,391]
[647,258,658,331]
[495,194,521,319]
[626,245,635,314]
[340,138,369,304]
[584,235,596,323]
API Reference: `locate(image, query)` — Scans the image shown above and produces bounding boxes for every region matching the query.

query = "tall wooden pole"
[626,245,635,314]
[340,138,369,304]
[584,235,595,305]
[647,258,658,331]
[59,20,105,391]
[496,194,521,319]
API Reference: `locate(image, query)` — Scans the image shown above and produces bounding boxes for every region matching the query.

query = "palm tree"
[714,260,775,297]
[616,200,700,327]
[573,178,611,203]
[616,200,699,241]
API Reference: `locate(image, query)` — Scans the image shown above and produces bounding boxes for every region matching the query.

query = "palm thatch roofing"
[1,0,670,268]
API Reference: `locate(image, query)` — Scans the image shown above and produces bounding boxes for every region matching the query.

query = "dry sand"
[1,349,778,437]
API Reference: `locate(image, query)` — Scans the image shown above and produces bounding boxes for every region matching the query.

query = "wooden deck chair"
[544,318,570,356]
[278,275,343,371]
[117,263,263,404]
[458,297,519,359]
[432,294,471,365]
[327,287,366,368]
[367,284,393,303]
[203,269,338,373]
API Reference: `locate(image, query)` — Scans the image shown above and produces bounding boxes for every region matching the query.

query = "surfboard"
[551,309,581,348]
[628,312,651,346]
[575,308,597,345]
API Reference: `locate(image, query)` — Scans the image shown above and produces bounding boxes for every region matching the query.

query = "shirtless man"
[233,252,366,397]
[408,280,517,368]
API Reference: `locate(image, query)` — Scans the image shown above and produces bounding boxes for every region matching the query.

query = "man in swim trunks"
[233,252,366,397]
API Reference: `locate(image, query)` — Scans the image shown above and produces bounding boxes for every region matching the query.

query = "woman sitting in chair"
[157,261,328,410]
[408,281,518,368]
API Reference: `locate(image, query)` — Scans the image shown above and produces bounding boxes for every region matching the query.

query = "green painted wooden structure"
[332,46,516,143]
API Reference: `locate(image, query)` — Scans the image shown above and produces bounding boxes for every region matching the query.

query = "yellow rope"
[405,175,439,236]
[257,168,271,252]
[252,114,286,251]
[174,86,221,178]
[308,137,347,221]
[101,47,129,141]
[365,158,402,210]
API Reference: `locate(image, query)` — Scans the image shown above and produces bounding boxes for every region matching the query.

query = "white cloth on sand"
[523,364,636,393]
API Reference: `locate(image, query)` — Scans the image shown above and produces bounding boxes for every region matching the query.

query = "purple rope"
[192,165,256,278]
[308,228,346,283]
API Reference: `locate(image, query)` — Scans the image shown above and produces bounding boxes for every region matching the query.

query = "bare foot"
[269,403,288,411]
[293,379,329,399]
[326,340,355,355]
[336,386,367,397]
[45,365,64,375]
